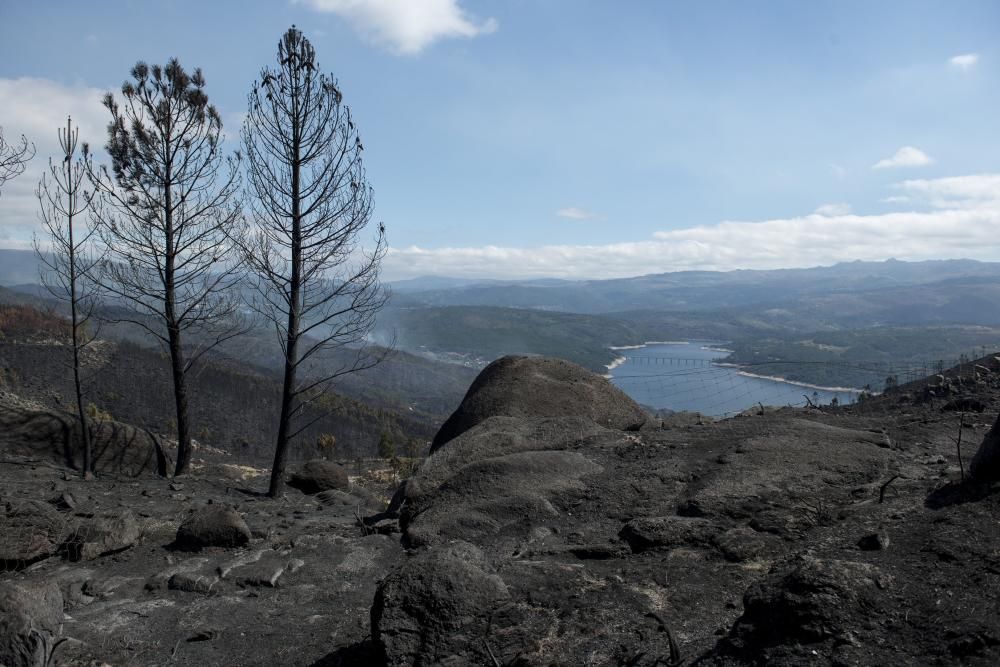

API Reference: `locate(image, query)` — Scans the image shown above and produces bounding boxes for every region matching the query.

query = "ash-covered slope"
[1,355,999,666]
[372,356,1000,666]
[0,305,432,461]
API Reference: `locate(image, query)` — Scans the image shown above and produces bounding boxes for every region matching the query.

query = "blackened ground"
[0,360,999,665]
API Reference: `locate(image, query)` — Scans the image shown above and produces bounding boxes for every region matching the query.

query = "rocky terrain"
[2,355,999,666]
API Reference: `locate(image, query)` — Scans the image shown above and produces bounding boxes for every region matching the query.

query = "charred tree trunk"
[35,116,99,481]
[167,319,192,476]
[162,159,193,477]
[68,180,93,480]
[243,27,388,499]
[269,97,303,497]
[86,61,244,480]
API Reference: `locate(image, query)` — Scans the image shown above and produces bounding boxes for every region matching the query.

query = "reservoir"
[608,341,860,417]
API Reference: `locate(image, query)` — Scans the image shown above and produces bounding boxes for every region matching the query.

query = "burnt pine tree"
[89,60,243,476]
[242,27,388,497]
[34,117,102,479]
[0,126,35,195]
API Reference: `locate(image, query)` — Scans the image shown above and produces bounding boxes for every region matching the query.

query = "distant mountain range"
[387,258,1000,315]
[374,258,1000,383]
[6,248,1000,387]
[7,249,1000,319]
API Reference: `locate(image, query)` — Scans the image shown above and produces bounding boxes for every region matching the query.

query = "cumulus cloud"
[897,173,1000,207]
[295,0,497,54]
[950,53,979,70]
[813,203,851,216]
[0,78,108,245]
[0,78,106,151]
[382,174,1000,280]
[0,77,248,250]
[556,207,599,220]
[872,146,934,169]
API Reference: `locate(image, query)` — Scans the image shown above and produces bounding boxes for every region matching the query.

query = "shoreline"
[607,339,863,394]
[609,340,691,350]
[714,363,863,393]
[605,355,628,371]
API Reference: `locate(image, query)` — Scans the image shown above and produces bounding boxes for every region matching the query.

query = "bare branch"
[86,60,245,476]
[241,27,390,497]
[0,126,35,195]
[33,116,99,478]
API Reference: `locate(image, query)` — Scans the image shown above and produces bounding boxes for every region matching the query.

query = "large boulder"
[717,557,891,661]
[64,509,141,561]
[619,515,718,553]
[0,580,63,667]
[971,413,1000,481]
[287,459,350,495]
[0,403,167,477]
[372,541,511,666]
[0,499,68,567]
[431,356,649,451]
[175,505,251,551]
[401,417,606,550]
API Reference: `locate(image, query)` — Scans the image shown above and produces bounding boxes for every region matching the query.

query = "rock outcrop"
[174,505,251,551]
[402,416,606,550]
[618,515,719,552]
[287,459,350,494]
[0,580,63,667]
[971,412,1000,481]
[0,402,166,477]
[430,355,649,450]
[373,356,966,666]
[715,557,892,663]
[371,541,510,666]
[0,499,68,567]
[65,509,141,561]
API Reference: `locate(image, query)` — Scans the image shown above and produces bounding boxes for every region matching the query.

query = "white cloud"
[0,78,108,245]
[0,77,247,250]
[382,174,1000,280]
[872,146,933,169]
[897,173,1000,208]
[556,207,599,220]
[0,78,106,152]
[950,53,979,70]
[295,0,498,55]
[813,203,851,216]
[880,195,910,204]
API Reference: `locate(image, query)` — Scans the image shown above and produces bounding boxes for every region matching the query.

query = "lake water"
[608,341,860,417]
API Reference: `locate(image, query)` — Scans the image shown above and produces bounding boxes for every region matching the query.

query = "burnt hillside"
[0,322,433,461]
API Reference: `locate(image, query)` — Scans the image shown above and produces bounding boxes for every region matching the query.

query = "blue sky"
[1,0,999,279]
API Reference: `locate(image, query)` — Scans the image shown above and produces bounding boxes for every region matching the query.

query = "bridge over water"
[606,343,986,418]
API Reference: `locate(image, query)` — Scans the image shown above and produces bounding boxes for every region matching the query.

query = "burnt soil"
[2,365,999,666]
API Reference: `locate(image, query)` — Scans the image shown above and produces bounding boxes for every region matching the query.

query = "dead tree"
[88,60,243,477]
[34,116,102,479]
[0,126,35,195]
[242,27,388,497]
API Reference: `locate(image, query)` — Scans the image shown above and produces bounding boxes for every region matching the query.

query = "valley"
[5,251,1000,418]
